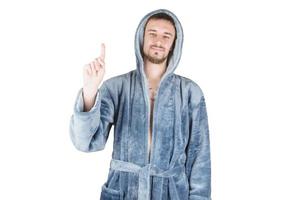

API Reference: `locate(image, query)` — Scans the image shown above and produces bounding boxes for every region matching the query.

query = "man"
[70,9,211,200]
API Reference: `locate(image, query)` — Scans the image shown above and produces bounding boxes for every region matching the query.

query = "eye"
[149,33,156,37]
[163,35,170,39]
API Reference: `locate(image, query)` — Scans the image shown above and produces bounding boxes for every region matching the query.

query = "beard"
[143,46,169,64]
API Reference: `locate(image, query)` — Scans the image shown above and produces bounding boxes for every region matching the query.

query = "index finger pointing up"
[100,43,105,59]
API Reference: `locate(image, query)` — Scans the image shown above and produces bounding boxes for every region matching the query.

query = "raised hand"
[83,43,106,98]
[82,43,106,111]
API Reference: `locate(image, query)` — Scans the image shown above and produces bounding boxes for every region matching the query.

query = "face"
[143,18,176,64]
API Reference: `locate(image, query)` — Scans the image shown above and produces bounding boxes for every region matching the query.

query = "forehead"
[145,19,175,35]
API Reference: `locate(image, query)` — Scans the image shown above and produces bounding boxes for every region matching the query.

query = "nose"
[154,36,164,46]
[155,40,162,46]
[155,38,166,49]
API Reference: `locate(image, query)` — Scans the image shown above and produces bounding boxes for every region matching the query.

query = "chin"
[152,51,166,57]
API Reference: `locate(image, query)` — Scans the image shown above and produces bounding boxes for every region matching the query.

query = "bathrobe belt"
[110,159,185,200]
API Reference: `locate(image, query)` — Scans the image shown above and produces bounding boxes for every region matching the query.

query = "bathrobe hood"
[134,9,184,85]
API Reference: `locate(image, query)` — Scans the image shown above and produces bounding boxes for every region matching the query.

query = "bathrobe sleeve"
[186,89,211,200]
[69,82,115,152]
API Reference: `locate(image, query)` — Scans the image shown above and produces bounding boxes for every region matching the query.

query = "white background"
[0,0,301,199]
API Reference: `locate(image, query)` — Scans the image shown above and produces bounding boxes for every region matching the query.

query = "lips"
[151,46,164,51]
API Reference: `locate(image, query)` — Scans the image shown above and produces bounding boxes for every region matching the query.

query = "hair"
[146,13,176,28]
[144,12,177,65]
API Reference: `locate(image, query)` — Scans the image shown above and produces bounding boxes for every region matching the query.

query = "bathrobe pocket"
[100,184,123,200]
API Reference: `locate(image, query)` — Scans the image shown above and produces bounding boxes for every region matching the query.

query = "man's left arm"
[186,91,211,200]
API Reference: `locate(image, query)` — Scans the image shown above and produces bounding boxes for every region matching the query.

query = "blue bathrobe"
[70,9,211,200]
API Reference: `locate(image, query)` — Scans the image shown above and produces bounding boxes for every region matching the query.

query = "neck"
[143,59,167,81]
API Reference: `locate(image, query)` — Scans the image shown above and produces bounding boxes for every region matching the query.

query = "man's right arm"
[83,89,98,112]
[69,43,112,152]
[69,82,115,152]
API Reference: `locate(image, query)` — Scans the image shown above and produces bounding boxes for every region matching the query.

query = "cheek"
[170,40,175,49]
[147,42,155,50]
[143,39,150,46]
[143,41,150,50]
[165,42,173,51]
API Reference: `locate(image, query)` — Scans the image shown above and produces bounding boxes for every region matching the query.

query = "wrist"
[83,86,97,98]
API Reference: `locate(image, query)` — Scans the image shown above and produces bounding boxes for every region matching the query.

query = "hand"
[83,43,106,98]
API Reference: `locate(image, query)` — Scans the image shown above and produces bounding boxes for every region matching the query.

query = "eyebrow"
[147,29,174,36]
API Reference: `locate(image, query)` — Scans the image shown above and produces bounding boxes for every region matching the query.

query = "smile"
[151,46,164,51]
